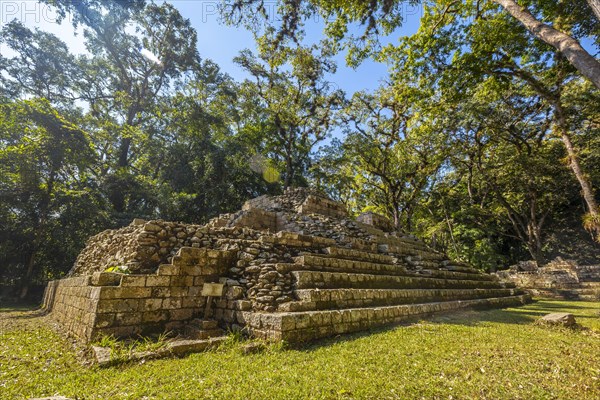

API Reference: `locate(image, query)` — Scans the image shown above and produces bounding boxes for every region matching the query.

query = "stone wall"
[71,220,260,276]
[298,195,348,219]
[43,276,99,341]
[45,248,234,340]
[496,257,600,300]
[357,212,395,232]
[576,265,600,281]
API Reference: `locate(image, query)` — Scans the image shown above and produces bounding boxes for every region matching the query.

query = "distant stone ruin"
[496,258,600,301]
[43,188,530,343]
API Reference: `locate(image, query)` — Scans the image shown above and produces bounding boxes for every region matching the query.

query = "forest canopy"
[1,0,599,298]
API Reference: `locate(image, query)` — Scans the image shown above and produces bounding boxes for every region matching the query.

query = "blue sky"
[0,0,422,95]
[171,0,422,93]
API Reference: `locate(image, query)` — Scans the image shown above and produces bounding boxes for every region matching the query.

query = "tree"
[224,1,600,88]
[338,86,446,230]
[148,75,279,222]
[0,99,99,297]
[394,0,600,240]
[78,2,201,213]
[234,45,344,187]
[491,0,600,89]
[1,2,202,216]
[0,21,81,103]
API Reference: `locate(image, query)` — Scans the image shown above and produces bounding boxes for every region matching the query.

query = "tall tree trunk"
[390,200,401,230]
[118,136,131,169]
[493,0,600,90]
[587,0,600,21]
[284,153,293,188]
[554,103,600,238]
[19,245,38,299]
[109,136,132,213]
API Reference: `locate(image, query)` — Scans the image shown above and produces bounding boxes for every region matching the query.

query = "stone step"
[578,294,600,301]
[291,255,494,282]
[291,270,513,290]
[187,319,218,330]
[279,288,525,311]
[579,281,600,288]
[183,319,222,340]
[408,268,494,282]
[343,237,378,252]
[241,295,531,342]
[442,264,482,274]
[260,231,337,248]
[323,247,394,264]
[376,235,435,252]
[184,328,224,340]
[293,255,407,276]
[532,288,600,301]
[406,259,441,269]
[400,247,446,261]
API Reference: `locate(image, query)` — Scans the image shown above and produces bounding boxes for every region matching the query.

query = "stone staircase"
[183,319,223,340]
[534,281,600,301]
[237,244,530,342]
[577,282,600,300]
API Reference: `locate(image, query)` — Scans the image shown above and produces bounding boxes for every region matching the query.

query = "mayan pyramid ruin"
[43,188,531,343]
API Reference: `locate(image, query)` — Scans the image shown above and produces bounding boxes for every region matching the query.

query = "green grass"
[1,299,599,399]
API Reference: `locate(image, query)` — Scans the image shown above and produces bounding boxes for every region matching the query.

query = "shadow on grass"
[0,303,45,317]
[288,307,534,353]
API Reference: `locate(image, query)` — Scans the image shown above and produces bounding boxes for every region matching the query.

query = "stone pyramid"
[43,188,530,343]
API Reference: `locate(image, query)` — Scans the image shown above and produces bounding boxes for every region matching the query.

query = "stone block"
[162,298,182,309]
[119,287,152,298]
[169,308,195,321]
[142,310,169,323]
[180,265,203,276]
[157,265,180,275]
[97,299,140,313]
[145,276,170,287]
[120,275,147,287]
[151,287,170,297]
[116,312,142,326]
[91,272,122,286]
[170,287,189,297]
[94,313,115,328]
[170,276,194,287]
[182,297,203,308]
[540,313,576,327]
[143,298,163,311]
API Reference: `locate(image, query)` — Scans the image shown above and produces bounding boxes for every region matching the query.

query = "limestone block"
[97,299,140,313]
[119,275,147,287]
[540,313,576,327]
[116,312,142,326]
[162,298,182,309]
[94,313,115,328]
[143,298,163,311]
[142,310,169,323]
[170,276,194,287]
[119,287,152,298]
[151,287,171,297]
[145,276,170,287]
[169,308,195,321]
[91,272,122,287]
[179,265,203,275]
[157,264,180,275]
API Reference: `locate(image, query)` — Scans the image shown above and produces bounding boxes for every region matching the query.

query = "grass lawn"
[1,299,599,399]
